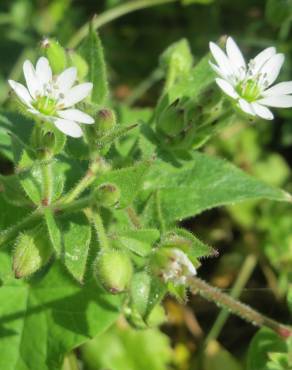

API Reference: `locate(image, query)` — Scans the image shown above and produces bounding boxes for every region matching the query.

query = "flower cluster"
[209,37,292,120]
[9,57,94,137]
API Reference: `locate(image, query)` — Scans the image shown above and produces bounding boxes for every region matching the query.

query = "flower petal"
[58,109,94,124]
[263,81,292,96]
[215,78,239,99]
[209,42,235,80]
[36,57,52,85]
[56,67,77,93]
[259,53,284,87]
[23,60,42,99]
[251,46,276,74]
[61,82,93,108]
[8,80,32,107]
[238,98,255,116]
[251,102,274,120]
[257,95,292,108]
[53,118,83,138]
[209,61,227,79]
[226,37,246,71]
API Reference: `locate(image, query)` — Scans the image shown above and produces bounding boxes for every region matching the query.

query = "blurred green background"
[1,1,292,369]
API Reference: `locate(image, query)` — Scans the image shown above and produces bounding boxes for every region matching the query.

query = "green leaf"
[111,229,160,257]
[141,152,291,225]
[81,324,172,370]
[0,174,31,207]
[79,25,108,105]
[166,228,215,260]
[247,328,291,370]
[59,213,92,283]
[95,161,151,208]
[0,257,121,370]
[0,193,29,231]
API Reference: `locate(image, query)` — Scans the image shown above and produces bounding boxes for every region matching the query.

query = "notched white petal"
[54,118,83,138]
[209,61,227,79]
[238,98,255,116]
[209,42,234,79]
[215,78,239,99]
[8,80,32,107]
[56,67,77,93]
[263,81,292,96]
[259,53,284,87]
[58,109,94,124]
[252,47,276,74]
[251,102,274,120]
[61,82,93,108]
[258,95,292,108]
[23,60,42,99]
[226,36,246,70]
[36,57,52,85]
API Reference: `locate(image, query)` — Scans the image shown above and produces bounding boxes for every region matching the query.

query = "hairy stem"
[205,254,257,343]
[67,0,178,48]
[188,275,292,339]
[61,158,102,204]
[41,156,53,206]
[89,209,110,250]
[0,196,92,248]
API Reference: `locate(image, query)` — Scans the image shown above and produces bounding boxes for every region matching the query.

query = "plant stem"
[0,196,92,248]
[61,158,101,204]
[89,209,110,250]
[67,0,178,48]
[205,254,257,343]
[188,275,292,339]
[41,156,53,206]
[62,171,94,204]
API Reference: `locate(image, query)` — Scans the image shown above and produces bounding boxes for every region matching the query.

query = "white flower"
[209,37,292,120]
[8,57,94,138]
[162,248,197,285]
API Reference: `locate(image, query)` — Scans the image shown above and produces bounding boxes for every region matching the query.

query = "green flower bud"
[67,50,89,80]
[13,229,52,278]
[41,38,67,74]
[96,109,116,135]
[94,183,121,208]
[94,249,133,294]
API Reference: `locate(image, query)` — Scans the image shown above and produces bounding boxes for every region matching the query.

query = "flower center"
[33,96,57,116]
[236,79,261,102]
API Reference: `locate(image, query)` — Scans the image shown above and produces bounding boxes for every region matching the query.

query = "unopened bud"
[94,183,120,208]
[13,230,52,278]
[96,109,116,135]
[94,249,133,294]
[41,38,67,74]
